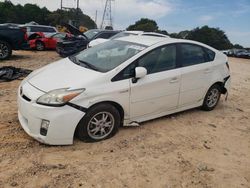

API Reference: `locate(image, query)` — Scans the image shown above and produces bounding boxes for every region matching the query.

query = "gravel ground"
[0,51,249,188]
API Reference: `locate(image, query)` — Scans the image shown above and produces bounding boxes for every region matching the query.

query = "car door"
[129,44,181,118]
[178,43,213,107]
[49,33,65,48]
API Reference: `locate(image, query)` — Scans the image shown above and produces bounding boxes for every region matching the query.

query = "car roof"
[141,32,169,38]
[114,35,177,46]
[123,31,144,35]
[87,29,120,33]
[115,35,217,50]
[22,24,56,28]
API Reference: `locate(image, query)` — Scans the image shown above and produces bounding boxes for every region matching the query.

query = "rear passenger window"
[44,27,56,32]
[180,44,207,67]
[30,26,42,32]
[30,26,55,33]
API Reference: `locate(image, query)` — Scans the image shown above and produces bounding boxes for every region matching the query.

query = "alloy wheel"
[206,88,220,108]
[87,112,115,140]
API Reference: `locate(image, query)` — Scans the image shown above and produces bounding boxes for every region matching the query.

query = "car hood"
[28,58,101,92]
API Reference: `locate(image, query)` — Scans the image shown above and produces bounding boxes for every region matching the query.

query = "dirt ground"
[0,50,249,188]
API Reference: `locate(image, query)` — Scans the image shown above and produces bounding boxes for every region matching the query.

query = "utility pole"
[95,10,98,25]
[76,0,80,27]
[60,0,80,27]
[101,0,114,30]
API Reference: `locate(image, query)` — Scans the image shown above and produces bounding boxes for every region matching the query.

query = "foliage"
[233,44,244,49]
[0,1,96,29]
[185,26,233,50]
[127,18,159,32]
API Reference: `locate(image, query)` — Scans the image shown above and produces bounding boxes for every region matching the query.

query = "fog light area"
[40,120,50,136]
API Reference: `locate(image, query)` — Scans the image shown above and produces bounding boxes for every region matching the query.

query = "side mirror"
[132,67,147,83]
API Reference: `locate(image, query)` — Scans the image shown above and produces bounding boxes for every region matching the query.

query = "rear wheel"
[36,41,45,51]
[202,84,221,111]
[76,103,120,142]
[0,40,12,60]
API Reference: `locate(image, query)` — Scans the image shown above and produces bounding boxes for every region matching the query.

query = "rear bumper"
[224,76,231,91]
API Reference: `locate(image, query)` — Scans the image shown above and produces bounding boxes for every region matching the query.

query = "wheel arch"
[35,40,44,45]
[87,101,124,123]
[74,100,125,137]
[0,37,13,47]
[210,81,227,94]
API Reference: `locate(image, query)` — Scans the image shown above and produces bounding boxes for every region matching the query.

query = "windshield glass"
[70,40,146,72]
[84,30,100,40]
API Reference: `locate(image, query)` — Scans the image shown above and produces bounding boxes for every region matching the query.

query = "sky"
[4,0,250,47]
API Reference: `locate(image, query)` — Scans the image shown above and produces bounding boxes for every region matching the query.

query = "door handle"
[204,68,212,74]
[169,77,179,83]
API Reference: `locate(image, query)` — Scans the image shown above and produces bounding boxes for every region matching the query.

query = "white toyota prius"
[18,36,231,145]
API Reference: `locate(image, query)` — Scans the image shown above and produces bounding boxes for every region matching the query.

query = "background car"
[88,30,169,48]
[235,50,250,59]
[18,36,230,145]
[0,23,29,60]
[56,29,120,57]
[29,32,72,51]
[23,24,58,37]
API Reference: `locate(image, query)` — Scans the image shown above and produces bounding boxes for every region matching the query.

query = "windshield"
[70,40,146,72]
[84,30,100,40]
[110,32,137,40]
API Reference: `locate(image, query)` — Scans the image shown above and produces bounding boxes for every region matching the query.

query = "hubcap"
[0,43,9,58]
[87,112,115,140]
[206,88,220,107]
[36,43,44,50]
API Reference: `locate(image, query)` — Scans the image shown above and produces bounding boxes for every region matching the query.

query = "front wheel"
[0,40,12,60]
[201,84,221,111]
[76,103,120,142]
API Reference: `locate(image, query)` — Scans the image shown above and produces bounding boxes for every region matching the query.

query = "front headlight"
[37,88,85,106]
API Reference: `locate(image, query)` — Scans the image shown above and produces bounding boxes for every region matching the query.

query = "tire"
[76,103,121,142]
[201,84,221,111]
[0,40,12,60]
[36,41,45,51]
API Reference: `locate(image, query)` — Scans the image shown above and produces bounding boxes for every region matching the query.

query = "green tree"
[127,18,159,32]
[233,44,244,49]
[186,26,233,50]
[0,1,96,29]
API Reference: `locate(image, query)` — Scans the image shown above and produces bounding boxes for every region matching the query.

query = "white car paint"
[88,31,169,48]
[18,36,230,145]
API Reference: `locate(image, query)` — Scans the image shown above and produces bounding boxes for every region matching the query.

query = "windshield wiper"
[69,56,99,71]
[77,60,100,72]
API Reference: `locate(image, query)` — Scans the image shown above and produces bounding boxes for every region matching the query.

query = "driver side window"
[111,44,177,82]
[138,44,176,74]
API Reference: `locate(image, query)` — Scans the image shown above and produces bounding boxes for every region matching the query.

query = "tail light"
[226,62,230,71]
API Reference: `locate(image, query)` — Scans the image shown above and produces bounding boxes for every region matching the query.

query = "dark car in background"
[0,24,29,60]
[56,28,120,57]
